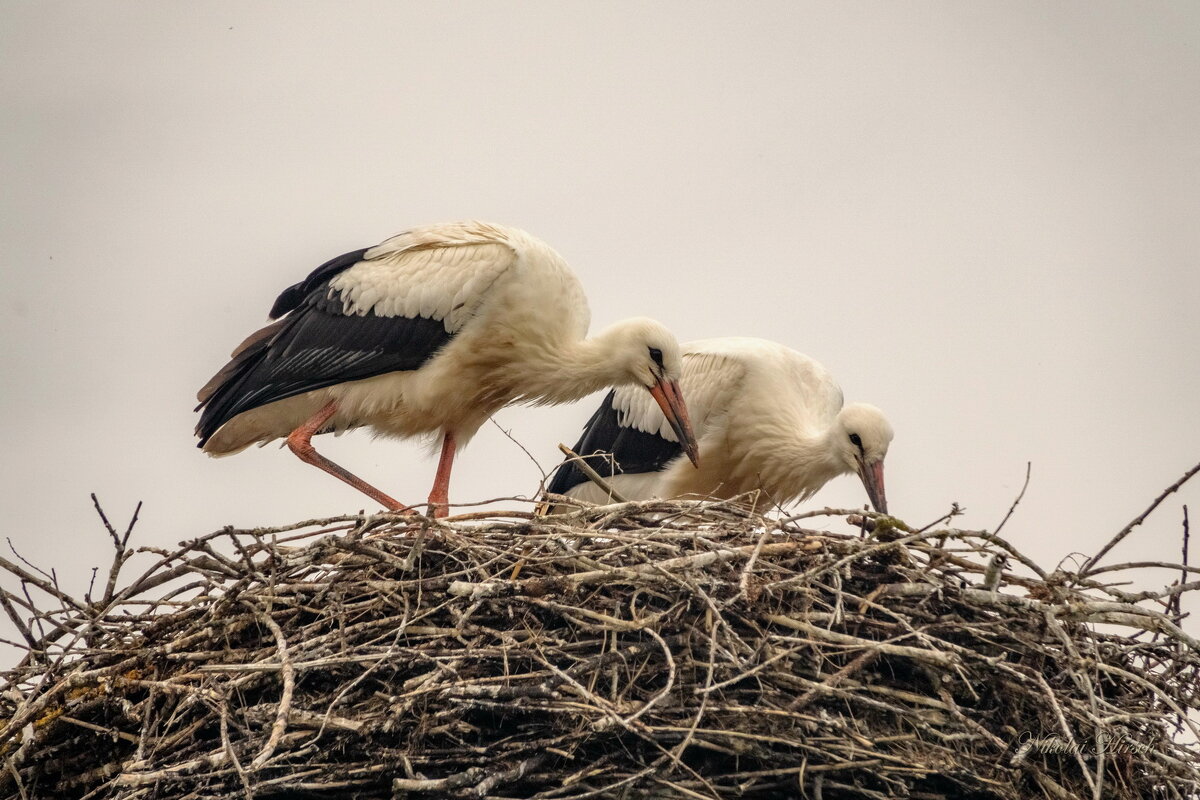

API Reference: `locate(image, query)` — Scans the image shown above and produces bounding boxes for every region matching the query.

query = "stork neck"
[749,416,848,504]
[513,335,627,405]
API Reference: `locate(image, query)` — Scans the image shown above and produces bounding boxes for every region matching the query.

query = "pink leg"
[286,401,413,513]
[427,431,457,518]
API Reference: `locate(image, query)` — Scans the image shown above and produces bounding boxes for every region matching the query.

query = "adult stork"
[547,337,892,513]
[195,221,699,516]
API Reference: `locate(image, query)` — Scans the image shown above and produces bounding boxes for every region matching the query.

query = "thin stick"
[0,590,39,655]
[90,493,122,549]
[490,418,548,481]
[915,501,965,534]
[248,608,295,770]
[1176,505,1190,618]
[993,462,1031,535]
[556,443,630,503]
[1080,460,1200,576]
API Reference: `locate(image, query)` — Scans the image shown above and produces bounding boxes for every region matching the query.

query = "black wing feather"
[196,276,452,446]
[269,247,370,319]
[545,390,683,495]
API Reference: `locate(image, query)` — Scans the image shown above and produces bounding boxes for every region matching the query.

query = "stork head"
[834,403,893,514]
[599,318,700,467]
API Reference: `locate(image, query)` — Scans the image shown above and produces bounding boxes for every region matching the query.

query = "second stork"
[548,337,892,513]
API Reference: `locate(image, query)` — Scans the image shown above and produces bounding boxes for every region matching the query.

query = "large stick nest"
[1,496,1198,799]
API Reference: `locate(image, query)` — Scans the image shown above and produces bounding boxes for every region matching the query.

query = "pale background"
[2,3,1198,657]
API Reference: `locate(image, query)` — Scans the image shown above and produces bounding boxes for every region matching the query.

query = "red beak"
[859,458,887,514]
[649,378,700,467]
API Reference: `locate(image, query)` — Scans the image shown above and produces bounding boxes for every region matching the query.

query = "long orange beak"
[859,458,887,514]
[648,378,700,467]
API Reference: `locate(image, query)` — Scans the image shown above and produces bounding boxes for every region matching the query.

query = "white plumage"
[548,337,893,513]
[196,221,699,516]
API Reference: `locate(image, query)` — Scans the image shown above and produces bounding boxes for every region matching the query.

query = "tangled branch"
[0,494,1197,799]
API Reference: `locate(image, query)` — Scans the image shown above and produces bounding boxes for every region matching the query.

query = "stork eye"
[849,433,863,449]
[648,347,664,368]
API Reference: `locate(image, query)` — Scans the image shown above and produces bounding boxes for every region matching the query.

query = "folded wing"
[196,224,517,446]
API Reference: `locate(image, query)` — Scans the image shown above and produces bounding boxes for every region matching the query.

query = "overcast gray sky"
[2,3,1198,639]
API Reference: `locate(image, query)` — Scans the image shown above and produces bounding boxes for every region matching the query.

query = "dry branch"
[0,496,1197,799]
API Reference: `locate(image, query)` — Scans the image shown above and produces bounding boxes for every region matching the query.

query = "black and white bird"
[196,221,699,516]
[547,337,892,513]
[983,553,1009,593]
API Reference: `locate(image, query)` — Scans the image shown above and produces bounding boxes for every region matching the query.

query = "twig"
[90,493,122,550]
[220,699,254,800]
[490,418,548,482]
[1080,460,1200,576]
[4,759,28,800]
[0,590,39,656]
[993,462,1031,535]
[556,443,630,503]
[248,608,295,770]
[1170,505,1190,619]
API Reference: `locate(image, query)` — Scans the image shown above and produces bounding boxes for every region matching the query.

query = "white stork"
[196,221,700,516]
[547,337,892,513]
